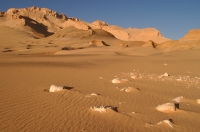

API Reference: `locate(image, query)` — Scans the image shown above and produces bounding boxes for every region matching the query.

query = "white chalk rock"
[157,119,173,128]
[49,84,63,92]
[120,87,134,92]
[131,76,137,79]
[112,78,121,83]
[90,93,99,96]
[112,78,128,83]
[90,106,112,113]
[163,73,169,77]
[196,99,200,104]
[173,96,184,103]
[156,103,175,112]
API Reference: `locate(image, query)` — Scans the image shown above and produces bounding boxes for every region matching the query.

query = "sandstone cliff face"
[4,6,68,33]
[157,29,200,52]
[179,29,200,42]
[90,20,169,43]
[126,28,169,43]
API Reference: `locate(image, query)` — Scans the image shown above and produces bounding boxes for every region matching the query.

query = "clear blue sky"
[1,0,200,40]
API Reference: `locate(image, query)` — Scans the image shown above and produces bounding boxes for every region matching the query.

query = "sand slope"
[1,49,200,132]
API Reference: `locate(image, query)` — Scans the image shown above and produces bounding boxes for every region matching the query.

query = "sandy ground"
[0,26,200,132]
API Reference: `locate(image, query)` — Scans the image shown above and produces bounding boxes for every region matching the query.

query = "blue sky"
[1,0,200,40]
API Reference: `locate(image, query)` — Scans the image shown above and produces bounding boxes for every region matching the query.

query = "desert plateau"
[0,6,200,132]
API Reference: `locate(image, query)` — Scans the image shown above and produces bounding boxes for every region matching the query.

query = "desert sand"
[0,7,200,132]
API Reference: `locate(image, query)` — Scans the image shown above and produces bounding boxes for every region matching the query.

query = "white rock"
[112,78,128,83]
[112,78,121,83]
[173,96,184,103]
[90,106,112,113]
[196,99,200,104]
[49,84,63,92]
[120,87,134,92]
[90,93,99,96]
[157,119,173,128]
[156,103,175,112]
[131,76,137,79]
[163,73,169,77]
[164,63,168,66]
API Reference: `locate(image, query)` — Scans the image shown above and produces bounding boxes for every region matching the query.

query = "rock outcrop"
[0,11,5,17]
[179,29,200,42]
[142,40,157,48]
[126,28,170,43]
[90,20,169,43]
[157,29,200,52]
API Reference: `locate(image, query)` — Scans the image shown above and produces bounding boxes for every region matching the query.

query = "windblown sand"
[0,27,200,132]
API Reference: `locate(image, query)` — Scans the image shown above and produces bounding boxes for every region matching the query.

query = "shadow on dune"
[63,86,74,90]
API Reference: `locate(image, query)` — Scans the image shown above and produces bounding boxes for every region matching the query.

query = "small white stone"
[156,103,175,112]
[49,84,63,92]
[164,63,168,66]
[157,119,173,128]
[90,93,99,96]
[163,73,169,77]
[112,78,121,83]
[131,76,137,79]
[112,78,128,83]
[90,106,112,113]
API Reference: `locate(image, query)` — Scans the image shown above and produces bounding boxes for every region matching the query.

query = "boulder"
[49,84,63,92]
[156,103,175,112]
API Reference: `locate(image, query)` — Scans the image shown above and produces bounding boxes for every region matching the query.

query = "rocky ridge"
[0,6,169,42]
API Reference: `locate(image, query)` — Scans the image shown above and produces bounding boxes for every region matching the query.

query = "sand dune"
[0,6,200,132]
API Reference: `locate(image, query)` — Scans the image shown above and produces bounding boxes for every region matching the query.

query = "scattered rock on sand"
[156,103,175,112]
[157,119,173,128]
[159,72,170,78]
[49,84,63,92]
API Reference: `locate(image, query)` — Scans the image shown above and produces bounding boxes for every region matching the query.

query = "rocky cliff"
[0,6,170,42]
